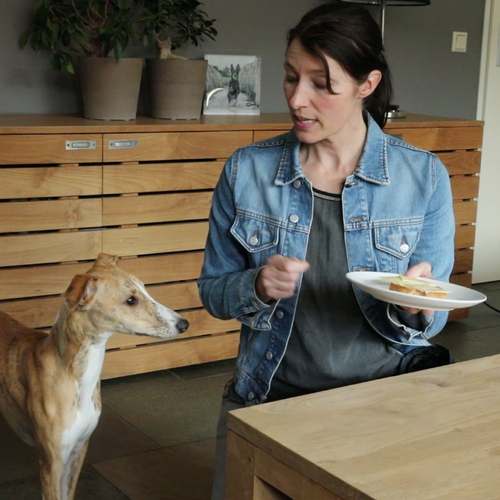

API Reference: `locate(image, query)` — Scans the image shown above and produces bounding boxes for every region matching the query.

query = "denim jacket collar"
[275,114,390,187]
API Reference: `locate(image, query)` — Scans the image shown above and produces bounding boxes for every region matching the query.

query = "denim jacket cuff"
[387,304,434,339]
[235,267,279,330]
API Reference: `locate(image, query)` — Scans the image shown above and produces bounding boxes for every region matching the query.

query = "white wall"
[474,0,500,283]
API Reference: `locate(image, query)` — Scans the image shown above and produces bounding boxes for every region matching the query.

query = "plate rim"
[346,271,487,310]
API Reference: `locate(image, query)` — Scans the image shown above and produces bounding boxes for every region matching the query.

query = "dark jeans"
[398,344,454,374]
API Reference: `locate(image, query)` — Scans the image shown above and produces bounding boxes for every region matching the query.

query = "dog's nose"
[176,319,189,334]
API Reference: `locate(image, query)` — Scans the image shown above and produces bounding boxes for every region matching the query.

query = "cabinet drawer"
[103,162,223,194]
[387,127,483,151]
[103,131,252,162]
[102,221,208,257]
[0,230,101,267]
[101,332,240,379]
[453,200,478,225]
[0,135,102,165]
[450,175,479,201]
[437,151,481,175]
[0,166,102,199]
[253,130,287,142]
[103,192,212,226]
[0,198,102,233]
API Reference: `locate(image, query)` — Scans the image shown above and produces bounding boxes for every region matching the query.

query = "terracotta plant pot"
[147,59,208,120]
[79,57,143,121]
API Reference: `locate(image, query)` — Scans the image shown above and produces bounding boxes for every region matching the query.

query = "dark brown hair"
[287,2,393,127]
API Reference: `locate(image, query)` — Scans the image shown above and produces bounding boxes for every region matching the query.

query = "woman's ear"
[359,70,382,98]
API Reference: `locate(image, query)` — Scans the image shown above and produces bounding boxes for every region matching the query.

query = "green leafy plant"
[139,0,217,59]
[19,0,139,74]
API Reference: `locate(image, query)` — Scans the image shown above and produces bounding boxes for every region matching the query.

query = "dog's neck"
[48,304,113,381]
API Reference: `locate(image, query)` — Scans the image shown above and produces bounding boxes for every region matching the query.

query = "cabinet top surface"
[228,354,500,500]
[0,113,483,134]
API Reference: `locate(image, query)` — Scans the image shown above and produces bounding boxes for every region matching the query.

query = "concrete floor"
[0,281,499,499]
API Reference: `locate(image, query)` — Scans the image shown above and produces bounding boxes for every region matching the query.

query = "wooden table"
[226,355,500,500]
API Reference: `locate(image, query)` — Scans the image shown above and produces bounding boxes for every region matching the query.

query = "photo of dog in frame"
[203,54,261,115]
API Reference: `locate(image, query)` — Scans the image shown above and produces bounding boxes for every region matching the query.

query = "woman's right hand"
[255,255,310,303]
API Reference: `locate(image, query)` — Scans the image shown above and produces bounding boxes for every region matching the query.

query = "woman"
[198,2,455,498]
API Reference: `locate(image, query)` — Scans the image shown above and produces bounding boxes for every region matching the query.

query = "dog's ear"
[94,253,119,267]
[63,275,98,310]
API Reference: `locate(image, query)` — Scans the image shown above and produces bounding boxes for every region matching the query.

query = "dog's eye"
[126,296,138,306]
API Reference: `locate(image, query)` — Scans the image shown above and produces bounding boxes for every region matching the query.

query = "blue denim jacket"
[198,115,455,405]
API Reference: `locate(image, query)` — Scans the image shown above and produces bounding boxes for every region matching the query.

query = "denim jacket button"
[247,391,255,401]
[265,351,273,360]
[276,310,284,319]
[400,243,410,253]
[289,214,299,223]
[248,235,259,246]
[293,180,301,189]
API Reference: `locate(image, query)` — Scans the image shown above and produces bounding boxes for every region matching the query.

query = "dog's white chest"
[61,342,107,459]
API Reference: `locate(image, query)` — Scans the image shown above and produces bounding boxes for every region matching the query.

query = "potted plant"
[20,0,144,120]
[139,0,217,119]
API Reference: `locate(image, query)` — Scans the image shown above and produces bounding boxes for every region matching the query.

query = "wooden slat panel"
[102,331,239,379]
[103,162,223,194]
[0,166,102,199]
[0,252,205,300]
[103,131,252,162]
[148,281,202,311]
[437,151,482,175]
[107,308,240,349]
[103,192,212,226]
[118,252,204,285]
[253,130,286,142]
[453,249,474,274]
[0,261,91,300]
[450,272,472,288]
[387,127,483,151]
[448,308,469,321]
[453,200,478,225]
[102,222,208,257]
[0,198,102,233]
[455,225,476,249]
[0,230,102,267]
[0,135,102,165]
[0,296,61,329]
[450,176,479,200]
[449,273,473,322]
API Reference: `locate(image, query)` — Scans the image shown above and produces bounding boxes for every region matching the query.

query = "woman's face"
[284,39,372,144]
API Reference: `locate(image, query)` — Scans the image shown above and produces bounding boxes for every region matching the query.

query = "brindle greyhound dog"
[0,253,189,500]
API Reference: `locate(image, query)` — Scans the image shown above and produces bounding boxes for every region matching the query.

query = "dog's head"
[63,253,189,339]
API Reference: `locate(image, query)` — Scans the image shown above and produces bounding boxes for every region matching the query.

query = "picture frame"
[203,54,261,115]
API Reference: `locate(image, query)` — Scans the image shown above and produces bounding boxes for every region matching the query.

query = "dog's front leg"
[64,441,89,500]
[39,450,65,500]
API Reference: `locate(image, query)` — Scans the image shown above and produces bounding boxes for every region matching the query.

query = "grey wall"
[0,0,485,119]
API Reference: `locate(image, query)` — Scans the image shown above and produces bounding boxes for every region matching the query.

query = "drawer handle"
[109,140,139,149]
[389,133,403,140]
[66,140,96,150]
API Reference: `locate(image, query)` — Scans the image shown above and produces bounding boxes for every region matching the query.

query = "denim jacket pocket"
[231,213,280,265]
[374,221,423,271]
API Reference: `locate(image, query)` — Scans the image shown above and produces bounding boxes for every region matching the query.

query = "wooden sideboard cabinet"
[0,113,483,378]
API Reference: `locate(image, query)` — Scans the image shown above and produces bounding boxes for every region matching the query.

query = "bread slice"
[381,275,449,299]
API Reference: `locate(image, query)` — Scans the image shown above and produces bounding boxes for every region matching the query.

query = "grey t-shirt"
[269,188,401,401]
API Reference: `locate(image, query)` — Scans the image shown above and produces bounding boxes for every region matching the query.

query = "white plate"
[346,272,487,311]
